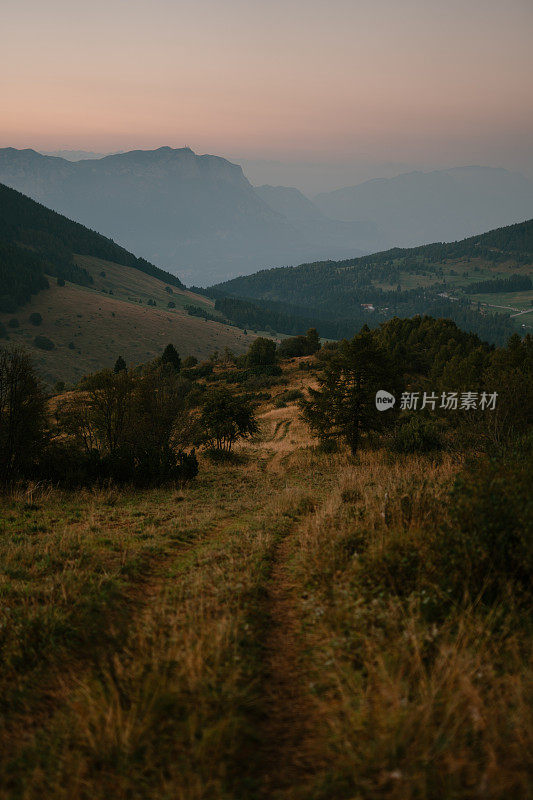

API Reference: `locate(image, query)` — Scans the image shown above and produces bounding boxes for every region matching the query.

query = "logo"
[375,390,396,410]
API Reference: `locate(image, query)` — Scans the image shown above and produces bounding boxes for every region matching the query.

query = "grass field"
[0,256,255,386]
[0,360,530,799]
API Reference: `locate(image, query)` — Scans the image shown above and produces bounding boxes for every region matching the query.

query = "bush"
[8,318,19,328]
[57,277,65,287]
[440,443,533,599]
[389,416,443,453]
[34,336,55,351]
[247,336,277,367]
[167,301,176,308]
[29,312,42,326]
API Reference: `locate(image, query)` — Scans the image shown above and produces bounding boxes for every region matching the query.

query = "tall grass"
[291,450,532,799]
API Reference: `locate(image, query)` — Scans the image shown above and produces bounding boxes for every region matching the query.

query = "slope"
[0,181,184,313]
[0,255,255,386]
[210,219,533,344]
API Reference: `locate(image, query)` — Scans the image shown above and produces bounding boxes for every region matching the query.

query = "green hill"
[210,219,533,344]
[0,182,184,313]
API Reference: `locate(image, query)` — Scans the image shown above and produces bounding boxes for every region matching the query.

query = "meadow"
[0,352,531,800]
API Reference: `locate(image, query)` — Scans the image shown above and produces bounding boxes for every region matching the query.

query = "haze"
[2,0,533,192]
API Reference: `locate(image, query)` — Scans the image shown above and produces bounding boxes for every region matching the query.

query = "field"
[0,360,530,800]
[0,256,255,386]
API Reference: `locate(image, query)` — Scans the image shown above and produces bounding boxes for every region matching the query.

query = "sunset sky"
[3,0,532,190]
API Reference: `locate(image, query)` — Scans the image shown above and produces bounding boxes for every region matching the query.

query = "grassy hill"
[210,219,533,344]
[0,182,186,314]
[0,255,255,385]
[0,183,259,383]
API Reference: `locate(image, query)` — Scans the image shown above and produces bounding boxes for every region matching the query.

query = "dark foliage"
[465,273,532,294]
[0,347,47,484]
[33,336,55,351]
[194,387,258,452]
[161,343,181,371]
[0,182,184,311]
[301,326,403,454]
[247,337,277,367]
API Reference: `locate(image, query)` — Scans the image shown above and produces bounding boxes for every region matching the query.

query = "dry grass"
[289,450,533,799]
[0,376,531,799]
[0,255,255,386]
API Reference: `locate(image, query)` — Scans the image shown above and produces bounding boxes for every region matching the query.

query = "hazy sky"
[2,0,533,190]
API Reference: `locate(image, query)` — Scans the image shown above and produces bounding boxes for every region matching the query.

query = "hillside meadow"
[0,256,255,386]
[0,341,531,800]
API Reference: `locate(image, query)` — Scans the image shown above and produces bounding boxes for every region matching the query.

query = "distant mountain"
[209,218,533,345]
[40,150,119,161]
[0,147,370,285]
[254,185,327,222]
[314,166,533,248]
[0,182,184,312]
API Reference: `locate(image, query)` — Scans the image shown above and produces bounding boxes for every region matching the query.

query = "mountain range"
[2,147,532,287]
[0,147,371,285]
[313,166,533,248]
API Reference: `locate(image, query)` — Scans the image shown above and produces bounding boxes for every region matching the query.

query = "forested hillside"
[0,183,184,312]
[210,219,533,345]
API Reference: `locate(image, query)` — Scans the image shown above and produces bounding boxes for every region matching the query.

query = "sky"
[2,0,533,192]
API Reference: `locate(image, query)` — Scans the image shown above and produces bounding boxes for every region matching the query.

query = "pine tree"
[113,355,127,373]
[161,343,181,371]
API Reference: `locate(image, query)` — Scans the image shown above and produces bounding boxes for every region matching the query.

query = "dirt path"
[255,518,326,798]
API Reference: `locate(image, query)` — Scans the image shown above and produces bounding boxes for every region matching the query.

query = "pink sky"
[2,0,532,175]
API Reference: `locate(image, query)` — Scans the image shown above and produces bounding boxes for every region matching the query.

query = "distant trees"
[301,328,402,454]
[465,274,532,295]
[195,387,258,452]
[0,347,47,484]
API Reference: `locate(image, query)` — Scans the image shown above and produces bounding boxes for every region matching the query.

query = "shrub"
[8,318,19,328]
[194,387,258,452]
[167,301,176,308]
[440,443,533,599]
[34,336,55,351]
[247,336,277,367]
[390,416,443,453]
[29,312,42,326]
[57,277,65,287]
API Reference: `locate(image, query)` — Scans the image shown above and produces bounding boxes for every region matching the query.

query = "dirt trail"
[256,513,326,798]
